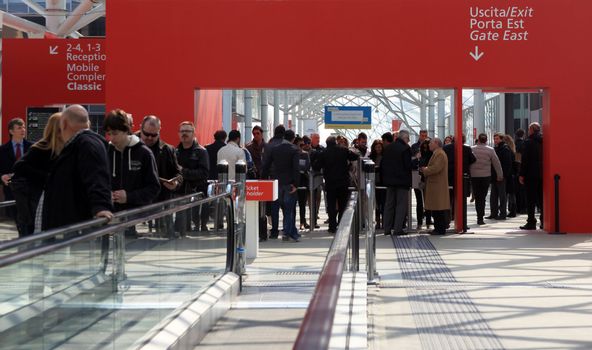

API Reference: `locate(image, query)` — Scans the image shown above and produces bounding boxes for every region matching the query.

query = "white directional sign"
[468,5,535,62]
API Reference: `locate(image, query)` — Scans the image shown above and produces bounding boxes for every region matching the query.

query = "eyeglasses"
[142,130,159,138]
[179,129,194,134]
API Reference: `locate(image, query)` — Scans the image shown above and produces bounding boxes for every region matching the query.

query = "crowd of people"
[0,104,544,242]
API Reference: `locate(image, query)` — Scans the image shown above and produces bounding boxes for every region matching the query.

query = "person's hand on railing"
[95,210,114,221]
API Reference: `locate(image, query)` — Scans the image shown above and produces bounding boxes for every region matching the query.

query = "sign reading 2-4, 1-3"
[324,106,372,129]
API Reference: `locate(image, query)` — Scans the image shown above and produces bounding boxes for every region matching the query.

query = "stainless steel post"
[216,161,229,231]
[234,160,247,275]
[363,160,377,283]
[113,231,127,292]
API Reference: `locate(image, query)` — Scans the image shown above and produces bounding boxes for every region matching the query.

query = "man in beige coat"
[420,138,450,235]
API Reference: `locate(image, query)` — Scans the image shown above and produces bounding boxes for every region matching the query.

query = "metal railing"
[293,192,359,350]
[0,200,16,209]
[0,161,248,278]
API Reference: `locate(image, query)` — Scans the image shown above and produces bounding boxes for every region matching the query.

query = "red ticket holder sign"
[2,38,106,142]
[246,180,278,202]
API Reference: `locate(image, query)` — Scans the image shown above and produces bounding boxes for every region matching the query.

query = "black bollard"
[549,174,566,235]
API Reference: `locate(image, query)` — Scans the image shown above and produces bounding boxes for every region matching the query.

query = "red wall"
[103,0,590,232]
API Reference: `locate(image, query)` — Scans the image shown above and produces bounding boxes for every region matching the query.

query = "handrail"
[293,192,358,350]
[0,192,207,252]
[0,200,16,209]
[0,187,238,270]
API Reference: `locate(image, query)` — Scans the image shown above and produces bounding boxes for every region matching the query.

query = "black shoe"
[259,236,268,242]
[269,233,279,239]
[303,223,310,229]
[508,212,517,218]
[485,215,496,220]
[393,231,407,236]
[463,226,470,232]
[328,228,336,234]
[477,219,485,225]
[384,230,392,236]
[520,224,537,230]
[200,225,209,232]
[495,216,507,220]
[314,224,320,229]
[429,230,445,235]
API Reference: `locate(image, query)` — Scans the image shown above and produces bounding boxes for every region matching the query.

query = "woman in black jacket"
[369,140,385,229]
[11,113,64,237]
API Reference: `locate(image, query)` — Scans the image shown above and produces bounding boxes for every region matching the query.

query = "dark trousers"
[432,210,447,234]
[516,178,527,213]
[384,187,409,234]
[413,189,425,225]
[326,187,350,231]
[450,187,469,230]
[296,188,308,224]
[490,179,507,217]
[270,199,280,237]
[526,178,543,225]
[472,177,490,220]
[375,188,386,224]
[259,202,267,240]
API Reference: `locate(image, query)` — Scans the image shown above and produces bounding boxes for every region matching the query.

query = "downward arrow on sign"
[49,46,58,55]
[470,46,484,61]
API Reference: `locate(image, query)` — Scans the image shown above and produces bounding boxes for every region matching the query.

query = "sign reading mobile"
[324,106,372,129]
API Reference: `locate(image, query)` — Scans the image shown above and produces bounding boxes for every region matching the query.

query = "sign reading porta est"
[246,180,278,201]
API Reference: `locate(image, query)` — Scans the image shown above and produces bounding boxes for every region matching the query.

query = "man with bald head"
[42,105,113,230]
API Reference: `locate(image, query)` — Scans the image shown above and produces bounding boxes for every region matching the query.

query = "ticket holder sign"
[245,180,278,258]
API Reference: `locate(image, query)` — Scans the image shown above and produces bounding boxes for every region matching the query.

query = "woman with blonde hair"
[11,113,64,236]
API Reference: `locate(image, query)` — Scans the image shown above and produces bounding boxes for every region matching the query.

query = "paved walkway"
[370,210,592,349]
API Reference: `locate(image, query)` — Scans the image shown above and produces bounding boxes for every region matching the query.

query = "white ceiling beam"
[22,0,47,16]
[65,4,105,36]
[56,0,104,37]
[0,10,49,35]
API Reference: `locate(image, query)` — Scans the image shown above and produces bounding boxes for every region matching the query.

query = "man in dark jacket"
[308,132,325,229]
[205,130,227,181]
[105,110,160,238]
[519,123,543,230]
[262,129,301,242]
[381,130,412,235]
[176,121,210,234]
[514,128,527,214]
[42,105,113,230]
[262,125,287,238]
[443,135,476,231]
[489,132,513,220]
[0,118,32,218]
[139,115,181,236]
[410,129,429,229]
[312,136,359,233]
[246,126,265,179]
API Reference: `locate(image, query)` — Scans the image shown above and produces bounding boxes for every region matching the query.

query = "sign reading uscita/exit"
[468,5,535,61]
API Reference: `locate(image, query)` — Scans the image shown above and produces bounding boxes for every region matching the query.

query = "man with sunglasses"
[175,122,210,234]
[139,115,182,237]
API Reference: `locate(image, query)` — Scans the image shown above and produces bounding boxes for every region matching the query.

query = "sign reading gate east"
[468,5,536,61]
[3,38,106,103]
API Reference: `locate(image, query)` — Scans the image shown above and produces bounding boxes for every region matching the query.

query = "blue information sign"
[324,106,372,129]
